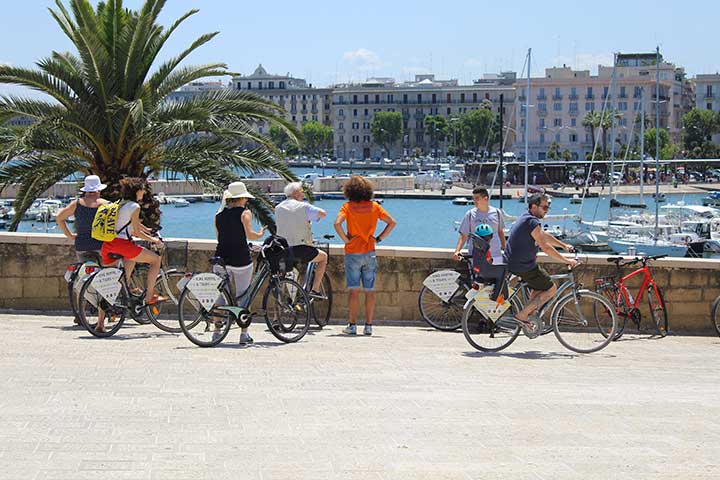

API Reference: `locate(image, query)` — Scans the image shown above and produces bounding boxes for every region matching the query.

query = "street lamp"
[350,148,356,175]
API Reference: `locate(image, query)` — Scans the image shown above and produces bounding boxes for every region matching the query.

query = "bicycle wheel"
[418,283,468,331]
[553,290,617,354]
[263,277,311,343]
[178,285,233,347]
[461,301,520,352]
[594,283,627,340]
[127,265,151,325]
[711,296,720,337]
[77,273,128,338]
[310,273,333,328]
[145,270,186,333]
[68,273,80,322]
[647,283,668,337]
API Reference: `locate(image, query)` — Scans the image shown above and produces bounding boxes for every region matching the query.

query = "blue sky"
[0,0,717,97]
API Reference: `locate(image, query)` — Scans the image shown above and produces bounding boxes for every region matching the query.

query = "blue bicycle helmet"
[474,223,494,238]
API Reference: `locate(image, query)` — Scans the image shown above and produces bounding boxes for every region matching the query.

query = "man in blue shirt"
[504,193,577,336]
[454,187,506,264]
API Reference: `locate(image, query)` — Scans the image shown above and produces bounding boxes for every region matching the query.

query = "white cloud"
[552,53,614,74]
[342,48,382,71]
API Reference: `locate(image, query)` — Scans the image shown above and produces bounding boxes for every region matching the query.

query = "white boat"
[452,197,471,205]
[609,237,688,257]
[173,198,190,208]
[570,194,582,204]
[35,200,64,222]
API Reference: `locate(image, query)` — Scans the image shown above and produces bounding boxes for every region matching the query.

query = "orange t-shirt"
[339,201,389,254]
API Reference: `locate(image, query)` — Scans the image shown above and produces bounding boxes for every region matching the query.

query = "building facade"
[231,65,332,135]
[513,54,692,161]
[331,74,515,160]
[694,74,720,144]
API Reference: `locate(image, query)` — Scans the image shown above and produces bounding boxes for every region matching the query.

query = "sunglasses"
[539,204,551,211]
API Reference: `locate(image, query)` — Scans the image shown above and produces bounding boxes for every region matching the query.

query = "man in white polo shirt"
[275,182,327,297]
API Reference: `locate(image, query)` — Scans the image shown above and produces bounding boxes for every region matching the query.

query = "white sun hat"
[217,181,255,213]
[80,175,107,192]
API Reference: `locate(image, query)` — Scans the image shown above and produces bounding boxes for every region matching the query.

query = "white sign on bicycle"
[186,273,223,311]
[423,270,461,302]
[466,286,515,322]
[89,268,123,304]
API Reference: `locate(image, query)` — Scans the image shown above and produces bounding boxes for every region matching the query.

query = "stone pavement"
[1,314,719,480]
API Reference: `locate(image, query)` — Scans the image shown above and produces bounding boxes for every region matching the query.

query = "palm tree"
[581,111,599,156]
[582,110,621,159]
[0,0,298,230]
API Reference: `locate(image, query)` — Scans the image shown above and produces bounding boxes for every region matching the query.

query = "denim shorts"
[345,252,377,290]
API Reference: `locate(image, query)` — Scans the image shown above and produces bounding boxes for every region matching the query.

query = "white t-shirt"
[116,202,139,240]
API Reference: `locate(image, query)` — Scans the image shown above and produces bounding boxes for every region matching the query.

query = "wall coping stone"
[1,232,720,270]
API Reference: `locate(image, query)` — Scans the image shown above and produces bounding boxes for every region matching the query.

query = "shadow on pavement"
[462,350,582,360]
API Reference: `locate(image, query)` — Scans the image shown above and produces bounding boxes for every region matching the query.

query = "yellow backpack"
[91,200,130,242]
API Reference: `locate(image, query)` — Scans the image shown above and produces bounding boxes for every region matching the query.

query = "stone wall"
[312,176,414,193]
[1,232,718,333]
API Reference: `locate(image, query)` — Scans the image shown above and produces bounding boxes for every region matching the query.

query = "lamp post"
[350,148,356,175]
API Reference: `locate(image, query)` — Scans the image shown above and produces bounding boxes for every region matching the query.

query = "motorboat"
[570,194,582,204]
[702,192,720,207]
[173,198,190,208]
[452,197,472,205]
[35,200,63,222]
[609,237,688,257]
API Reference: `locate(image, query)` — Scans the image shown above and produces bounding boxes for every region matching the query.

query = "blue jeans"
[345,252,377,290]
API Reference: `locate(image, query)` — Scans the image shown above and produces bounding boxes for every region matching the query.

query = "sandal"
[514,316,542,339]
[145,294,169,306]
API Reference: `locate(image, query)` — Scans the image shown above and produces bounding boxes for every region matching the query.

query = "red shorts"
[101,237,143,265]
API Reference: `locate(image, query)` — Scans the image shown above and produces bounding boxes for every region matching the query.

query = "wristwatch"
[375,235,382,243]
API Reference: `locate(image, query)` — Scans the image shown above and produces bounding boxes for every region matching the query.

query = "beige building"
[514,53,692,161]
[695,74,720,143]
[331,73,516,160]
[231,65,332,135]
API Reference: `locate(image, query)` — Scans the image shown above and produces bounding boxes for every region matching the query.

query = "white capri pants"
[213,263,253,304]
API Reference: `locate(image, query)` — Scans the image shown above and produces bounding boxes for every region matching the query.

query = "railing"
[569,94,578,100]
[537,110,548,117]
[537,95,547,100]
[552,95,563,100]
[585,94,594,99]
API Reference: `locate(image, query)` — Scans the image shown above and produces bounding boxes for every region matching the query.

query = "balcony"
[518,95,527,102]
[619,93,627,99]
[537,109,548,117]
[585,94,594,100]
[569,109,579,116]
[537,95,547,100]
[569,94,578,100]
[706,93,715,99]
[552,95,563,100]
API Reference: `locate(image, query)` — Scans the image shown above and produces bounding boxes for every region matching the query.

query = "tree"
[447,114,464,155]
[682,108,719,158]
[546,141,561,160]
[582,110,621,159]
[644,128,671,160]
[370,112,402,159]
[424,115,448,157]
[0,0,298,230]
[460,108,494,158]
[269,125,291,152]
[301,121,332,158]
[561,149,573,162]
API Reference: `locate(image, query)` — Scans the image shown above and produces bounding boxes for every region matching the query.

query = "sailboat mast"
[524,48,531,205]
[654,46,660,239]
[639,87,645,205]
[608,52,618,197]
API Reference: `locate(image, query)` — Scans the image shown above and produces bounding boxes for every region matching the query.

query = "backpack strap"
[116,200,133,238]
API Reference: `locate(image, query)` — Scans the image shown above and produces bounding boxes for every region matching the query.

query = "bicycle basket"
[262,235,290,274]
[163,240,188,269]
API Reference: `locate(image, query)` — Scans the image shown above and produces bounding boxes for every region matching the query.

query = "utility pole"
[499,93,504,208]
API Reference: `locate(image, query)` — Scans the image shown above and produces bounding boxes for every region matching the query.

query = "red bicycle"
[594,255,669,340]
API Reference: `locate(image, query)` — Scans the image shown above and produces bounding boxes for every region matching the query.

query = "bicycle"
[461,255,617,354]
[177,242,311,347]
[711,295,720,337]
[418,253,474,331]
[75,240,187,337]
[594,255,668,340]
[290,234,335,328]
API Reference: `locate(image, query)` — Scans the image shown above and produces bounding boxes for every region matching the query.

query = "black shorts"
[290,245,320,263]
[517,265,554,292]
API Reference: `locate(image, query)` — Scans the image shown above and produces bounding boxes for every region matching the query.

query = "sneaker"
[239,333,254,346]
[308,290,327,300]
[363,324,373,336]
[211,330,224,343]
[516,315,542,340]
[343,324,357,335]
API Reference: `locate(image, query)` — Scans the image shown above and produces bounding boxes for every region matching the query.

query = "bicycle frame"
[615,265,662,311]
[212,259,272,311]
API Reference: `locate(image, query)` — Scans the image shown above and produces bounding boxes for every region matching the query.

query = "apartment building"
[231,65,332,134]
[695,74,720,143]
[331,73,516,160]
[514,53,692,161]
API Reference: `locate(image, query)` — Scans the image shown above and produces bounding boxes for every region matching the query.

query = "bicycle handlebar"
[606,254,667,267]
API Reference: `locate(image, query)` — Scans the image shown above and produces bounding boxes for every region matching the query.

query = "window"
[364,108,369,116]
[339,122,344,130]
[570,133,578,143]
[554,87,561,98]
[555,133,561,142]
[415,133,424,143]
[619,86,626,98]
[247,82,251,89]
[353,95,358,104]
[569,103,578,112]
[618,102,628,111]
[364,94,368,104]
[447,107,451,115]
[460,93,465,103]
[375,94,380,104]
[363,135,370,142]
[485,93,490,100]
[570,118,576,127]
[363,122,370,129]
[554,118,562,127]
[553,102,561,111]
[353,109,358,116]
[538,103,547,111]
[339,109,344,116]
[388,94,394,103]
[279,81,285,89]
[634,102,641,111]
[634,86,642,98]
[538,152,547,160]
[619,118,627,127]
[538,88,546,99]
[258,81,262,89]
[352,122,359,129]
[338,95,344,104]
[585,102,594,111]
[403,94,408,104]
[708,103,713,110]
[539,118,545,128]
[570,87,577,98]
[473,92,478,103]
[603,86,609,98]
[586,87,593,98]
[521,119,526,128]
[417,93,422,103]
[446,93,451,103]
[432,93,437,104]
[540,133,545,144]
[269,81,274,89]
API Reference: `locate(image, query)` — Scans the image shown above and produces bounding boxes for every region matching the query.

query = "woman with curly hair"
[334,175,397,336]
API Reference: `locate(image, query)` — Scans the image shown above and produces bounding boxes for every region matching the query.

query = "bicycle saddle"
[606,257,623,264]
